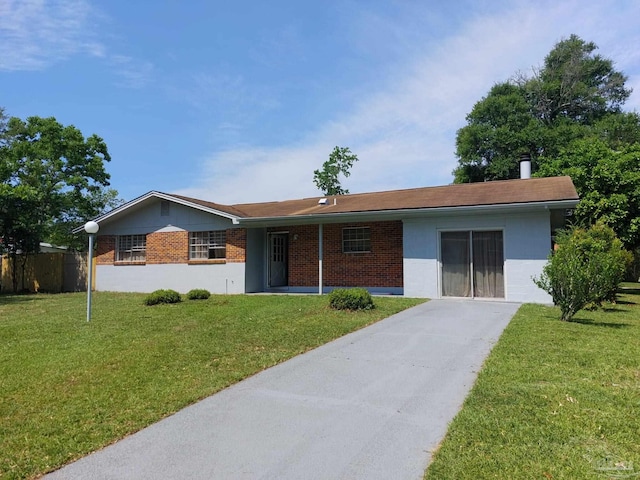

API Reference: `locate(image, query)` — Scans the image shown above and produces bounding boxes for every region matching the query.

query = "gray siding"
[96,263,245,294]
[99,199,235,236]
[245,228,265,293]
[403,211,552,303]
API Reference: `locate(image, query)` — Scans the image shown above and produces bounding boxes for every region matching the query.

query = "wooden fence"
[0,252,90,293]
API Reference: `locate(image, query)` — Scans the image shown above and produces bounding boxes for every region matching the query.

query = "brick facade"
[96,222,402,289]
[271,220,403,288]
[95,228,246,265]
[146,231,189,264]
[96,235,116,265]
[226,228,247,263]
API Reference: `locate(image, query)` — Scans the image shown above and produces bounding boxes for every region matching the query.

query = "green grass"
[425,284,640,479]
[0,292,423,480]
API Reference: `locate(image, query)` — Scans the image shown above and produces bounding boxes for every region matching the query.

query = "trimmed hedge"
[187,289,211,300]
[144,289,182,306]
[328,288,375,311]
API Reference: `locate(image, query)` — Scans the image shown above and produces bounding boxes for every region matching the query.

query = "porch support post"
[318,223,323,295]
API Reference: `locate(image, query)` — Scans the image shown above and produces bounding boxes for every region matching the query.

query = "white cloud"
[0,0,155,89]
[0,0,102,71]
[108,54,154,89]
[178,0,640,204]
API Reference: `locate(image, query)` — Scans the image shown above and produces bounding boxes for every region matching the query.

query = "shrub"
[144,289,182,306]
[534,223,631,321]
[187,289,211,300]
[328,288,375,311]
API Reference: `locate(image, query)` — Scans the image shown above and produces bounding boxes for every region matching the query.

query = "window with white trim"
[190,231,226,259]
[342,227,371,253]
[117,234,146,262]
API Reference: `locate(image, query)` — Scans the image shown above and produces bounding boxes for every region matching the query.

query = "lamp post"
[84,221,99,322]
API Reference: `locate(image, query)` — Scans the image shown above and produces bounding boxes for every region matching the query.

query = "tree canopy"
[313,146,359,195]
[453,34,640,252]
[454,34,635,183]
[0,113,120,256]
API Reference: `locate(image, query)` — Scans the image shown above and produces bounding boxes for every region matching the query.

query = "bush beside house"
[534,223,631,321]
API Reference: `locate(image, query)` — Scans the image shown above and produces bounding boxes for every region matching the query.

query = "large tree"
[0,114,120,259]
[525,35,630,125]
[453,35,640,255]
[454,34,634,183]
[537,138,640,250]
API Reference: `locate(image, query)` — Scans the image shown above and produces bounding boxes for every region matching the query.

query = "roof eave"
[237,199,580,227]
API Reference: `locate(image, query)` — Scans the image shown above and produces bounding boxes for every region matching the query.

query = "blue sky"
[1,0,639,205]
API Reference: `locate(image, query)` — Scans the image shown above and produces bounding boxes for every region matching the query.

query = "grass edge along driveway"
[0,292,424,480]
[425,285,640,480]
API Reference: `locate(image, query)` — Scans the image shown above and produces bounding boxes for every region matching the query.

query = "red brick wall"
[96,235,115,265]
[270,221,403,288]
[95,228,246,265]
[227,228,247,263]
[288,225,321,286]
[146,231,189,264]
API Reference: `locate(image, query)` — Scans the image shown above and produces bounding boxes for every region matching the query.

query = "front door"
[269,233,288,287]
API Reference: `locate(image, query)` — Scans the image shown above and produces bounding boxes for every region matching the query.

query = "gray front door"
[269,233,288,287]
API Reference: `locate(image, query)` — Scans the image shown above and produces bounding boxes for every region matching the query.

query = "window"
[190,231,226,259]
[117,234,146,262]
[342,227,371,253]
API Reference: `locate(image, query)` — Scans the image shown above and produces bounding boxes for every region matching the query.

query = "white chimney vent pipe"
[519,154,531,179]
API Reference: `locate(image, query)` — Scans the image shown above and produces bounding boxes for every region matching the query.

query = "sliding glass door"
[440,230,504,298]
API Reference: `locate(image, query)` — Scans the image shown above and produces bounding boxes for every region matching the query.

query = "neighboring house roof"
[39,242,69,253]
[79,176,579,230]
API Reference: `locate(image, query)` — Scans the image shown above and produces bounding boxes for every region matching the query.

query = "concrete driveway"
[45,299,519,480]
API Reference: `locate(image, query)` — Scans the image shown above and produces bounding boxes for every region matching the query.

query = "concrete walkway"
[45,299,519,480]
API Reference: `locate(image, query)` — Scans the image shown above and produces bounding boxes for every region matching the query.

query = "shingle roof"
[172,176,578,219]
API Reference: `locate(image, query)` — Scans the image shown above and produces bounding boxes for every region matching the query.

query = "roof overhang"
[236,199,580,227]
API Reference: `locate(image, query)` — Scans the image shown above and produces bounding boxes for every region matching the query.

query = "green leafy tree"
[453,35,640,258]
[0,184,44,292]
[313,146,359,195]
[525,35,630,125]
[454,82,551,182]
[534,223,631,321]
[537,139,640,250]
[0,114,119,258]
[454,35,633,182]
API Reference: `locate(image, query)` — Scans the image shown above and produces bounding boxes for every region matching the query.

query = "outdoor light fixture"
[84,221,99,322]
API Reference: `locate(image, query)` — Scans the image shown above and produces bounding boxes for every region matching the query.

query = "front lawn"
[0,292,423,479]
[425,284,640,479]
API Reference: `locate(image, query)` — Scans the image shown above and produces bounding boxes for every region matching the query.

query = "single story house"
[82,175,579,303]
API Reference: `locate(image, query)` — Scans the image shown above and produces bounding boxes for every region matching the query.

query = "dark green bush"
[187,289,211,300]
[534,223,631,321]
[144,289,182,306]
[328,288,375,311]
